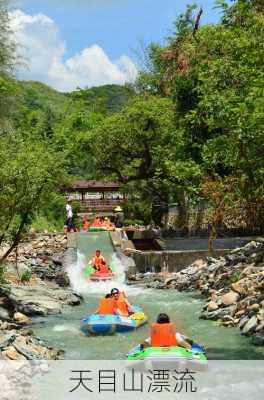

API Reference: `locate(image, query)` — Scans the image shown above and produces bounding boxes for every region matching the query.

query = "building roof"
[70,180,121,192]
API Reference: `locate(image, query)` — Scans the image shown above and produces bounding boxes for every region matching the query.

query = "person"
[91,250,106,272]
[99,260,112,274]
[102,217,115,231]
[113,206,124,228]
[111,288,134,316]
[141,313,191,350]
[92,217,102,227]
[82,215,89,231]
[95,294,116,315]
[65,200,73,232]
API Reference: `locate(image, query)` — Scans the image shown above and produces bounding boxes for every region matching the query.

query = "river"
[32,289,264,360]
[32,232,264,360]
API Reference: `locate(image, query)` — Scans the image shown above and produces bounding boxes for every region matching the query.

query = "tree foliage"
[134,0,264,227]
[0,131,65,260]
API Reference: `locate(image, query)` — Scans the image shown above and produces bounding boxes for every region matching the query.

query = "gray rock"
[239,316,249,329]
[165,277,178,287]
[225,253,247,266]
[207,259,226,273]
[30,258,42,266]
[54,271,70,287]
[5,285,81,316]
[200,306,236,320]
[242,316,258,335]
[0,306,10,321]
[0,332,16,349]
[13,343,40,360]
[181,266,198,275]
[146,281,163,289]
[52,255,63,266]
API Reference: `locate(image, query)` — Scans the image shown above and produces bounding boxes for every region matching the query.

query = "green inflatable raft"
[88,226,108,232]
[126,344,207,371]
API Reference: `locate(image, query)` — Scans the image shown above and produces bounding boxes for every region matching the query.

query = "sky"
[11,0,222,92]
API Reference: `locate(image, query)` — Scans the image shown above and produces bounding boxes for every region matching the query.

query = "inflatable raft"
[81,310,147,335]
[88,226,108,232]
[84,263,116,281]
[126,343,207,371]
[90,271,116,281]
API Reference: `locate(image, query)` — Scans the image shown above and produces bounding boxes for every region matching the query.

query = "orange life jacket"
[150,323,177,347]
[92,255,105,267]
[92,218,102,227]
[83,220,89,230]
[97,298,116,315]
[115,292,129,316]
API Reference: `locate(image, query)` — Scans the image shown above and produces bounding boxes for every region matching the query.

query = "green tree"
[135,0,264,228]
[86,96,201,223]
[0,131,65,261]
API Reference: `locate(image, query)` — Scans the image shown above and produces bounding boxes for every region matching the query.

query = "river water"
[32,232,264,360]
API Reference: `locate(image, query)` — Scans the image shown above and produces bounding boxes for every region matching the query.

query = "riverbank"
[128,238,264,346]
[0,233,82,360]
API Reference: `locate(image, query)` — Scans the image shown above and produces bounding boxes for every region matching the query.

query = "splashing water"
[66,250,142,297]
[53,324,80,334]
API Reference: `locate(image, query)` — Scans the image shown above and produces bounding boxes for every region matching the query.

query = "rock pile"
[129,239,264,345]
[5,234,69,287]
[0,233,82,361]
[0,319,61,361]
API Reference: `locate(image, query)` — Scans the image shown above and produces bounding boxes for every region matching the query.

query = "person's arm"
[140,337,150,350]
[176,333,192,349]
[125,298,133,309]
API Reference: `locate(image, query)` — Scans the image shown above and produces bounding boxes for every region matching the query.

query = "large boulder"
[5,284,81,316]
[221,291,240,306]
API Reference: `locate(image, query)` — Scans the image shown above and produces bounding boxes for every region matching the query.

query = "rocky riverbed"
[128,238,264,346]
[0,233,82,361]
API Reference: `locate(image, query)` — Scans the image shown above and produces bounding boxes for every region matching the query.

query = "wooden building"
[65,180,125,214]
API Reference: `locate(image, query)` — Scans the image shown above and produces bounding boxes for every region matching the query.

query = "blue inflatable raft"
[81,309,147,335]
